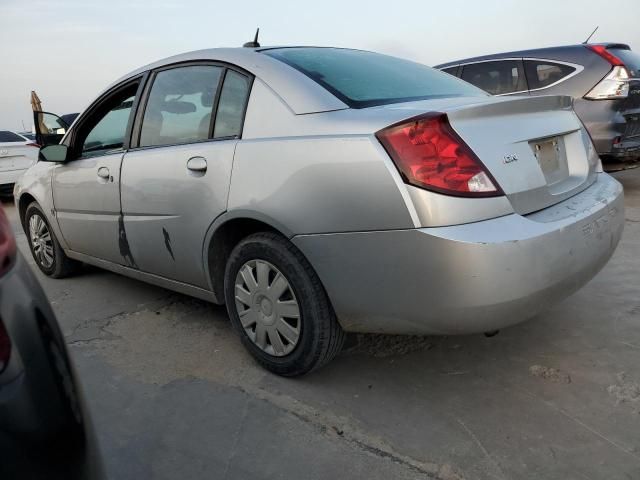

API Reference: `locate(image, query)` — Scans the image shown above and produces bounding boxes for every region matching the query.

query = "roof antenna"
[583,26,598,44]
[243,28,260,48]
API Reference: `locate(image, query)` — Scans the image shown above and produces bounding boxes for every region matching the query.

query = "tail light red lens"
[587,45,624,66]
[26,142,41,148]
[376,113,502,197]
[0,319,10,373]
[0,206,17,277]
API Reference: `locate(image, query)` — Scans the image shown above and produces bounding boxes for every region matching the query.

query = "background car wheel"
[25,202,78,278]
[224,232,345,376]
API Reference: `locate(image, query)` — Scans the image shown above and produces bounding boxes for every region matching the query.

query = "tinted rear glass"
[611,48,640,77]
[0,131,25,142]
[461,60,526,95]
[264,48,486,108]
[524,60,576,89]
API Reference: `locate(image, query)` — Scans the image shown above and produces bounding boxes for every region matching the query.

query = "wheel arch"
[17,192,38,230]
[203,210,295,303]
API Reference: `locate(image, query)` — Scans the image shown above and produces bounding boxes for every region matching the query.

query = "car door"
[120,63,252,287]
[460,59,528,96]
[52,77,145,263]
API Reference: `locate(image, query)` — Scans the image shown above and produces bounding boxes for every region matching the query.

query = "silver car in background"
[15,47,624,376]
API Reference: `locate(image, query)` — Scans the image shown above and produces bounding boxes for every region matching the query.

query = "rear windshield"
[263,47,487,108]
[611,48,640,77]
[0,131,25,142]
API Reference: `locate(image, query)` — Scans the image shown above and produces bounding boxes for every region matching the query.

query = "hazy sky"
[1,0,638,130]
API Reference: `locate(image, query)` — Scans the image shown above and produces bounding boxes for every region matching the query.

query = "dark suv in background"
[436,43,640,163]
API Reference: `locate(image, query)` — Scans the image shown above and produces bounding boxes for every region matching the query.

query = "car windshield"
[263,47,487,108]
[610,48,640,77]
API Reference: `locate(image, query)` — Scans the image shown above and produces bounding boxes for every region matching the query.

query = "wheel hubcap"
[29,214,54,269]
[234,260,301,357]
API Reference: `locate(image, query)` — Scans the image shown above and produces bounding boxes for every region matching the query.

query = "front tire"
[224,232,345,376]
[25,202,78,278]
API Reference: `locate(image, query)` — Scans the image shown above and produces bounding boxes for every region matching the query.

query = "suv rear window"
[0,131,25,143]
[524,60,576,89]
[263,48,486,108]
[460,60,526,95]
[610,48,640,77]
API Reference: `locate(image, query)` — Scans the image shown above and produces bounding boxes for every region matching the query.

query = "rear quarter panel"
[228,78,415,235]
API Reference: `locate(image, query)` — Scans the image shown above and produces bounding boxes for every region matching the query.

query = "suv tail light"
[587,45,625,66]
[0,206,16,277]
[376,113,502,197]
[585,45,630,100]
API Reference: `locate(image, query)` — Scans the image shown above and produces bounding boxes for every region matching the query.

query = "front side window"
[213,70,251,138]
[82,94,135,157]
[461,60,525,95]
[140,66,223,147]
[524,60,576,90]
[264,48,485,108]
[35,112,68,135]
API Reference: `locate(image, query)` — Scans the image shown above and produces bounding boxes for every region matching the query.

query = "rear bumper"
[293,173,624,335]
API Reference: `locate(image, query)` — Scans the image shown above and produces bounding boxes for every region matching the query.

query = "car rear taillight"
[585,45,630,100]
[25,142,41,148]
[0,319,10,373]
[0,206,16,277]
[587,45,625,66]
[376,113,502,197]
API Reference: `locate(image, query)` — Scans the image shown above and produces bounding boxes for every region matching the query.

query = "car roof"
[435,42,631,68]
[104,47,348,115]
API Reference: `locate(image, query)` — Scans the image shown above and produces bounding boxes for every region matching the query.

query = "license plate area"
[531,136,569,186]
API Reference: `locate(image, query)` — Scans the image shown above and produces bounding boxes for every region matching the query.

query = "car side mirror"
[39,144,68,163]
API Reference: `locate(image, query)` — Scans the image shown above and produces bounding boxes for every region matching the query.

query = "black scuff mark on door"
[118,214,138,268]
[163,227,175,261]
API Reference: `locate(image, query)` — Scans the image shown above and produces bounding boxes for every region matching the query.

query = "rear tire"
[224,232,345,376]
[25,202,78,278]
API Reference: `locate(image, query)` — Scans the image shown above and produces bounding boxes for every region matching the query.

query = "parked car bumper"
[293,173,624,335]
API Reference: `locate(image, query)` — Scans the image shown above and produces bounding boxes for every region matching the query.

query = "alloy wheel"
[29,214,54,269]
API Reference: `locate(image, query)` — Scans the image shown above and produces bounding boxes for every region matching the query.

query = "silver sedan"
[15,46,624,376]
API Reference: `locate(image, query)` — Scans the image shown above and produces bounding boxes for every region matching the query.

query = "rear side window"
[264,48,485,108]
[524,60,576,89]
[0,131,25,143]
[140,65,223,147]
[461,60,526,95]
[441,66,459,76]
[610,48,640,77]
[213,70,251,138]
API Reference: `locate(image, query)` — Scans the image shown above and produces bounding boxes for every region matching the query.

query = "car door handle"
[187,156,207,173]
[97,166,110,179]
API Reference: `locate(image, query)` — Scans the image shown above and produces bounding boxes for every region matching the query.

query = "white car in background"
[0,131,39,197]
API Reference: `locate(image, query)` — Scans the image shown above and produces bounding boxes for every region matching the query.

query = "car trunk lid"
[444,95,599,215]
[0,143,38,173]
